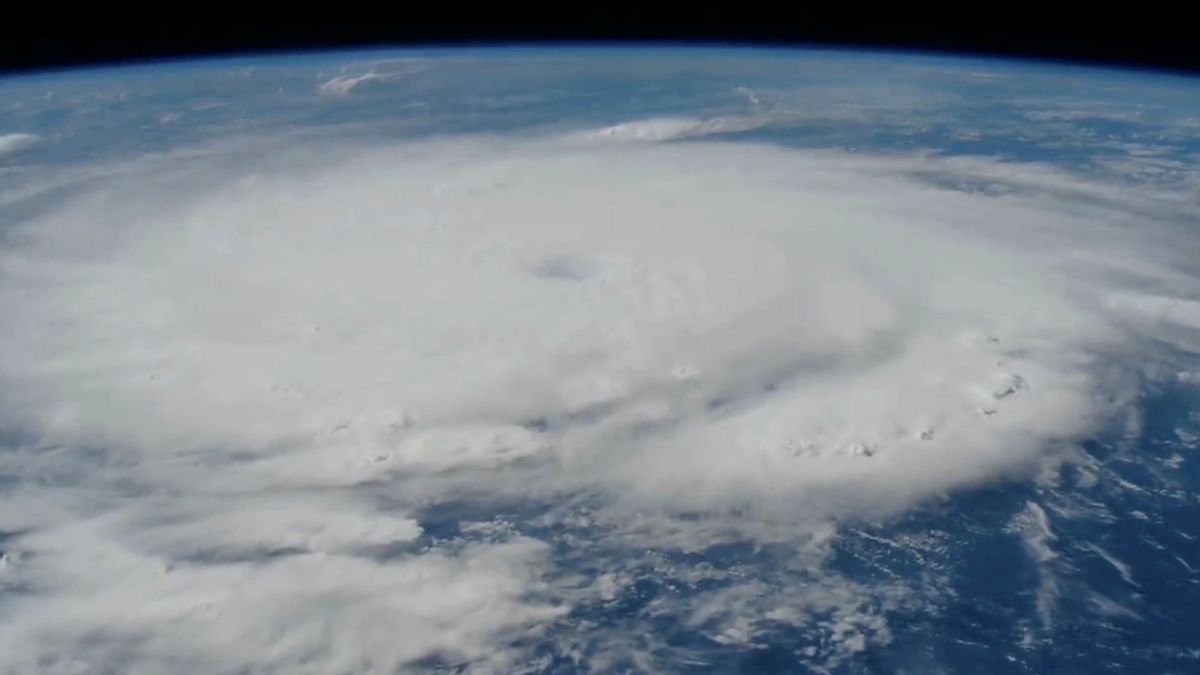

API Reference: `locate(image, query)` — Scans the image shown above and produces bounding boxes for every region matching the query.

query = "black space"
[3,11,1199,78]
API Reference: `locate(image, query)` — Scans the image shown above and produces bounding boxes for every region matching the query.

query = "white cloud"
[0,530,562,675]
[119,494,424,556]
[1108,293,1200,332]
[317,60,429,97]
[0,133,38,156]
[571,115,767,142]
[2,135,1196,503]
[319,72,386,97]
[0,126,1198,670]
[1009,501,1060,630]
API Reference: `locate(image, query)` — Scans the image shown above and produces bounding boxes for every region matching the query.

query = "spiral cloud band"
[0,118,1197,672]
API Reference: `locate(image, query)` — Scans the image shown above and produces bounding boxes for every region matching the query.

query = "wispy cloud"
[0,133,37,156]
[317,59,430,97]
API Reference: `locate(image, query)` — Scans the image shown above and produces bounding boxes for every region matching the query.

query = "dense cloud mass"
[0,118,1198,672]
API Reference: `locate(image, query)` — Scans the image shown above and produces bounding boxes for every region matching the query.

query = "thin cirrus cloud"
[0,118,1198,671]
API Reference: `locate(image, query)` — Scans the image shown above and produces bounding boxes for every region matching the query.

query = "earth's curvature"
[0,47,1198,674]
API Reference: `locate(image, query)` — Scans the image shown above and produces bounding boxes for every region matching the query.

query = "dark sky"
[4,10,1199,78]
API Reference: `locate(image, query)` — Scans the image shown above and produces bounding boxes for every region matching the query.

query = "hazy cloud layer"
[0,122,1198,671]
